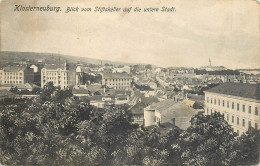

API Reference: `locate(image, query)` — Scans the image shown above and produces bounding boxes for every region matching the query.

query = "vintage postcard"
[0,0,259,165]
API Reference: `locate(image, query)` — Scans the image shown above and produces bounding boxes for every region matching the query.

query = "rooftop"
[0,66,29,72]
[146,99,176,113]
[103,73,132,79]
[205,83,260,100]
[0,83,39,90]
[129,102,146,115]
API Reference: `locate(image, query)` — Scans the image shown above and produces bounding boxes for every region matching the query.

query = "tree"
[10,87,18,93]
[171,113,239,165]
[0,96,258,165]
[145,64,152,70]
[236,127,260,165]
[40,82,56,101]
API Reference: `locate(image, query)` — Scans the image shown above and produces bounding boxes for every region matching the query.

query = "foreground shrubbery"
[0,87,259,165]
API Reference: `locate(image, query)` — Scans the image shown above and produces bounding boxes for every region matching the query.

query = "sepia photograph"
[0,0,259,165]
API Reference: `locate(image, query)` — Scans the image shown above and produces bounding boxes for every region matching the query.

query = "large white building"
[0,66,34,85]
[204,83,260,136]
[41,61,76,89]
[101,73,132,89]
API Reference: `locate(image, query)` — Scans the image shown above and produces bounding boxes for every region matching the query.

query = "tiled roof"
[146,99,176,113]
[205,83,260,100]
[43,64,64,70]
[107,89,131,96]
[129,102,146,114]
[103,73,132,79]
[0,83,38,90]
[141,97,159,106]
[1,66,29,72]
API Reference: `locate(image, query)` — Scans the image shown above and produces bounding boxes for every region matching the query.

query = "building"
[30,64,43,86]
[101,73,132,89]
[204,83,260,136]
[199,58,227,71]
[75,65,86,85]
[112,66,131,74]
[168,67,194,76]
[41,60,76,89]
[0,83,40,91]
[0,66,34,85]
[144,99,176,127]
[129,102,146,126]
[129,96,159,126]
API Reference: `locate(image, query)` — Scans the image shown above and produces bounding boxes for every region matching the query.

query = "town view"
[0,51,259,165]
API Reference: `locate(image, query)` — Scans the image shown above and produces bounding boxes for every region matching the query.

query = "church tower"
[209,58,212,66]
[64,59,69,70]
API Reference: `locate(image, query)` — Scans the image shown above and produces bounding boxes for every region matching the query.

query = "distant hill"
[0,51,139,67]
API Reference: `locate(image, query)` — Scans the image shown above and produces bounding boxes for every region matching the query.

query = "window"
[242,119,245,127]
[223,100,225,107]
[232,102,234,109]
[227,114,229,121]
[218,99,220,106]
[255,107,258,115]
[232,116,234,123]
[227,101,229,108]
[214,99,216,105]
[237,103,239,111]
[211,98,212,104]
[249,106,251,114]
[237,117,239,125]
[249,121,251,127]
[255,123,258,130]
[207,108,209,114]
[243,104,245,112]
[237,130,239,135]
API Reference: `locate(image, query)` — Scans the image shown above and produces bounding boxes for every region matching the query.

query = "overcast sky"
[1,0,259,69]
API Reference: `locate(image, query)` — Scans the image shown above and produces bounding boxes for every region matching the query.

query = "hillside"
[0,51,137,67]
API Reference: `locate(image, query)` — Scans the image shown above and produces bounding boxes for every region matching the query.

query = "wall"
[144,109,155,127]
[205,92,260,136]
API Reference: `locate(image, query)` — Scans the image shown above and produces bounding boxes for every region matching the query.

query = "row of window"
[206,97,259,115]
[0,72,23,75]
[207,109,258,130]
[105,79,131,82]
[109,83,130,86]
[42,72,67,76]
[44,77,68,80]
[114,86,128,89]
[3,81,22,84]
[2,76,23,80]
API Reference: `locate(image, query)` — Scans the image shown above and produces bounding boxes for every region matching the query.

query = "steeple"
[209,58,212,66]
[64,59,69,70]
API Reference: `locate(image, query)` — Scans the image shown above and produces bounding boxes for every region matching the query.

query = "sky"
[0,0,259,69]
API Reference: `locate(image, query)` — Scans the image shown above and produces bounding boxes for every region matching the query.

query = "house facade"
[0,66,34,85]
[204,83,260,136]
[41,60,76,89]
[101,73,132,89]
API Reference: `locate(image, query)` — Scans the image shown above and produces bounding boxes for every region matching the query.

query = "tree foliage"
[0,94,259,165]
